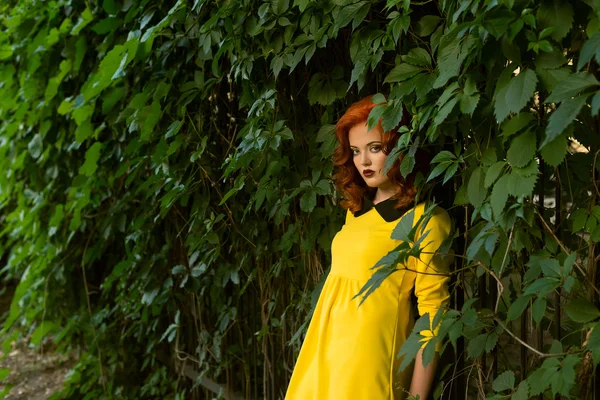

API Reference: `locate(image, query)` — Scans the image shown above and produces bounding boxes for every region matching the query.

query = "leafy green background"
[1,0,600,398]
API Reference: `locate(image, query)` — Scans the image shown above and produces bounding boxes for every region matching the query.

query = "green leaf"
[546,72,599,103]
[528,367,549,395]
[506,171,536,198]
[467,333,487,358]
[403,48,431,67]
[28,134,43,160]
[494,65,514,123]
[0,44,13,60]
[460,93,480,115]
[563,299,600,323]
[427,161,451,182]
[335,1,367,30]
[71,8,94,35]
[532,296,546,324]
[542,95,588,148]
[384,63,424,83]
[501,112,535,137]
[508,294,531,321]
[75,121,93,144]
[431,150,455,163]
[103,0,118,14]
[577,32,600,70]
[485,162,506,188]
[592,91,600,116]
[79,142,103,176]
[507,130,536,167]
[505,69,537,115]
[91,17,120,34]
[433,97,459,126]
[0,368,9,381]
[300,191,316,212]
[491,175,510,218]
[391,209,415,242]
[468,167,486,208]
[524,277,559,296]
[31,322,59,345]
[415,15,441,37]
[540,132,568,167]
[512,381,529,400]
[381,101,405,132]
[536,0,573,41]
[485,331,498,353]
[492,370,515,392]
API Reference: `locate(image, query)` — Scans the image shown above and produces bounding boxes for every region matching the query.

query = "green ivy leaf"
[0,44,13,60]
[71,8,94,35]
[79,142,103,176]
[491,175,510,218]
[524,277,559,296]
[485,161,506,188]
[508,294,531,321]
[536,0,573,41]
[501,112,535,137]
[505,69,537,115]
[592,91,600,116]
[467,333,487,358]
[577,32,600,70]
[540,131,568,167]
[563,299,600,323]
[415,15,441,37]
[492,370,515,392]
[28,134,43,160]
[532,296,546,325]
[512,381,529,400]
[31,321,59,345]
[506,172,536,198]
[542,95,588,148]
[433,97,459,126]
[507,130,536,167]
[546,72,599,103]
[0,368,9,381]
[300,191,316,212]
[403,48,432,67]
[493,65,515,123]
[384,63,424,83]
[467,167,486,208]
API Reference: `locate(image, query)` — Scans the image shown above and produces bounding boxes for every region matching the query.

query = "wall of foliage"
[1,0,600,398]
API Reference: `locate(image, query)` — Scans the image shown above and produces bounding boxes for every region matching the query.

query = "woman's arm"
[409,348,438,399]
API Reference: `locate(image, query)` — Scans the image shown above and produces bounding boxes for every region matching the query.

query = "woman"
[285,95,452,400]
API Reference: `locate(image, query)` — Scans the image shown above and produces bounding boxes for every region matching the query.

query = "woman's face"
[348,122,394,191]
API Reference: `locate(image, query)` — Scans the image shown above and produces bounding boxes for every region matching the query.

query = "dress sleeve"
[412,206,453,350]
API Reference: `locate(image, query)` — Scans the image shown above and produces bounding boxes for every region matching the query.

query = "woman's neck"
[372,185,400,205]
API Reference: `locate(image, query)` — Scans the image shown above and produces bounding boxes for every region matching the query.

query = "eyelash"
[352,146,381,155]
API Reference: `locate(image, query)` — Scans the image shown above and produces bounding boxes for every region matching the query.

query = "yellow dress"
[285,199,452,400]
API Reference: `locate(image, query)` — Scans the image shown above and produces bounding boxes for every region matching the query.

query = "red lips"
[363,169,375,177]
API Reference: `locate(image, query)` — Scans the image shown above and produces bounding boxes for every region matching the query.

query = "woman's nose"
[360,153,371,166]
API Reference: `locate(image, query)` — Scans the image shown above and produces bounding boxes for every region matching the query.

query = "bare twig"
[81,234,107,394]
[494,317,574,358]
[495,228,514,313]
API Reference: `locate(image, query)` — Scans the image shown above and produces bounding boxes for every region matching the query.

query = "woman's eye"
[352,149,359,155]
[370,146,381,152]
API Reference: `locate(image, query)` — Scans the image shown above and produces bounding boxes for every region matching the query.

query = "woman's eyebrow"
[349,141,382,148]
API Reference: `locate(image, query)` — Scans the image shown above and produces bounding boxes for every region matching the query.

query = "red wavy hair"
[332,95,430,213]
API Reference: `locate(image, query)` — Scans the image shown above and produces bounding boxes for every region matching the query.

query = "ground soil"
[0,340,74,400]
[0,285,74,400]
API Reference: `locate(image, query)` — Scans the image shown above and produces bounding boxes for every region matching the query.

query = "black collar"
[353,195,414,222]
